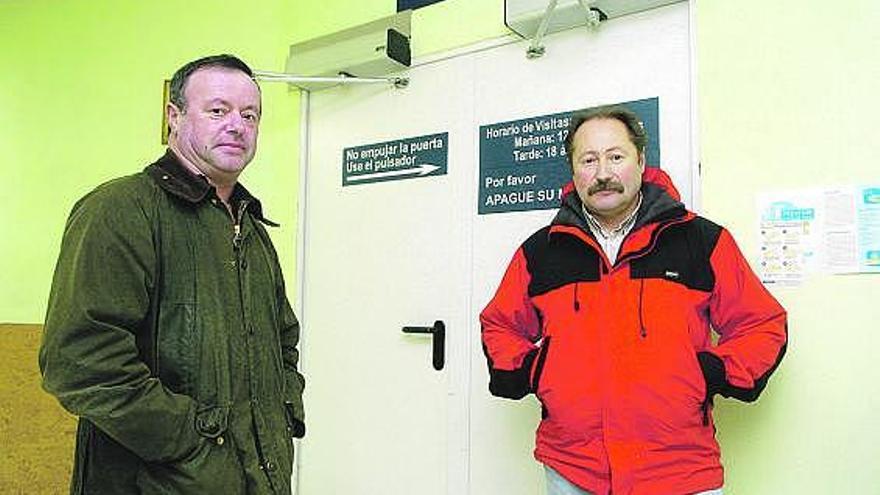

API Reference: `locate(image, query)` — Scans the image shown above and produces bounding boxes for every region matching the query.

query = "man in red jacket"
[480,105,787,495]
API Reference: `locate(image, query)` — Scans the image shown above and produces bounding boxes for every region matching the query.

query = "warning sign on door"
[342,132,448,187]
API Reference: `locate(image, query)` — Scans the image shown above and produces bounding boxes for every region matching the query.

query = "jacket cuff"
[697,351,727,397]
[284,402,306,438]
[488,348,538,400]
[290,418,306,439]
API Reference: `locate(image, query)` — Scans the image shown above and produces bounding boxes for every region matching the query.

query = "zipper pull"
[638,279,647,338]
[233,223,242,250]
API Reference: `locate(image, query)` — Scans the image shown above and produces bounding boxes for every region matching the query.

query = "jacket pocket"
[135,441,246,495]
[194,405,229,440]
[696,350,727,425]
[135,429,245,494]
[530,336,552,394]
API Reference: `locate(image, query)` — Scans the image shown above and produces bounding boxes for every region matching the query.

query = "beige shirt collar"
[582,193,642,263]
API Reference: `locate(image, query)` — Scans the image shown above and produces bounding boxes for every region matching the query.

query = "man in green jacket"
[40,54,305,494]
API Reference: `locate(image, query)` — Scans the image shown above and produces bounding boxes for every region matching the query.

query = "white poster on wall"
[757,185,880,285]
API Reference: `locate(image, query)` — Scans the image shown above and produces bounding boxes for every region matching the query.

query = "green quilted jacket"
[40,151,305,494]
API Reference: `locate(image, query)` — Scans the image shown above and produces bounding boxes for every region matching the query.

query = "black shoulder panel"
[522,227,602,297]
[629,217,722,292]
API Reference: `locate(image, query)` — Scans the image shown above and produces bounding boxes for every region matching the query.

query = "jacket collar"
[553,181,686,234]
[145,150,278,226]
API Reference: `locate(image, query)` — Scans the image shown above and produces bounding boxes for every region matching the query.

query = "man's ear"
[639,152,646,170]
[166,102,182,136]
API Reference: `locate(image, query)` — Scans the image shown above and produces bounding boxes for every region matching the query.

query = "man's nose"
[595,158,614,180]
[223,114,245,134]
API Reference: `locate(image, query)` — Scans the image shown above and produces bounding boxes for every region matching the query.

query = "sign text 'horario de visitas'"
[479,98,660,214]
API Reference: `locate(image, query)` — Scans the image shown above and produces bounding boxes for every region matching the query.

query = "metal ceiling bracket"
[254,71,409,91]
[526,0,559,59]
[525,0,604,59]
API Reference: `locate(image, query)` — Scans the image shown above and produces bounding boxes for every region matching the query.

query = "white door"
[297,4,693,494]
[468,5,694,493]
[297,57,475,495]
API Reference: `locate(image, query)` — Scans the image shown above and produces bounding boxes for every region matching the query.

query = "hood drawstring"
[638,279,647,338]
[573,283,580,312]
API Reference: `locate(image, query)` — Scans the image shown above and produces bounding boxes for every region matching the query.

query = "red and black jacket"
[480,169,787,495]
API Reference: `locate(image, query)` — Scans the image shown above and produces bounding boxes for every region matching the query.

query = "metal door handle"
[402,320,445,370]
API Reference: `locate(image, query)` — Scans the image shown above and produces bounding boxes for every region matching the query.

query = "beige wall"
[0,324,76,494]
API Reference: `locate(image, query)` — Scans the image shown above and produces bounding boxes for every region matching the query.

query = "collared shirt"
[582,193,642,264]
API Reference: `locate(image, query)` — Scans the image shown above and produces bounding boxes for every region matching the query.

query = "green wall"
[0,0,302,323]
[698,0,879,491]
[3,0,877,492]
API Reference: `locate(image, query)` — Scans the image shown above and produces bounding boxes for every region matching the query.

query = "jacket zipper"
[613,216,690,268]
[551,218,685,340]
[233,200,248,251]
[233,200,249,317]
[231,201,250,417]
[233,223,242,250]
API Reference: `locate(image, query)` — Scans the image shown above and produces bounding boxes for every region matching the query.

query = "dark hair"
[169,54,255,111]
[564,105,647,166]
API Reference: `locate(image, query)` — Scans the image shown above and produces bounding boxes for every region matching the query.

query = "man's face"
[570,118,645,226]
[167,66,261,184]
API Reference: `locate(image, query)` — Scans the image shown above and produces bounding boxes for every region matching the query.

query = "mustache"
[587,180,625,196]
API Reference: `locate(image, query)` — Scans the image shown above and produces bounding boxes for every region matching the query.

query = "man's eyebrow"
[201,98,231,109]
[575,150,597,159]
[575,146,629,158]
[204,98,261,114]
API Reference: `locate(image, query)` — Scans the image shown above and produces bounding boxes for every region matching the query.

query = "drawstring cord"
[573,283,580,312]
[701,397,713,426]
[638,279,647,338]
